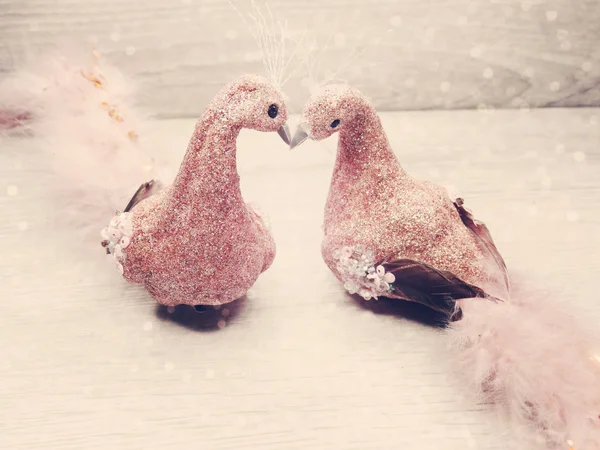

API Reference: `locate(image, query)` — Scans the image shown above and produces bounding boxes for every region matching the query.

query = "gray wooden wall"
[1,0,599,117]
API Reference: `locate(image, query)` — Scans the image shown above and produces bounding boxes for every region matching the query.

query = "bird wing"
[373,197,508,320]
[453,197,510,295]
[380,258,495,321]
[123,180,163,213]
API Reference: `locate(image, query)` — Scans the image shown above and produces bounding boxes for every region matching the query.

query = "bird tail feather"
[0,48,170,239]
[448,285,600,449]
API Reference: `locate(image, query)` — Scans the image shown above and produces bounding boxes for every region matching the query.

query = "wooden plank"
[1,0,599,116]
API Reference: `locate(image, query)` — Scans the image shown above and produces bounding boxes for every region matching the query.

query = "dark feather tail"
[123,180,163,212]
[381,258,497,321]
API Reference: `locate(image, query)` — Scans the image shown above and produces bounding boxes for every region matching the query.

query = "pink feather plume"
[0,48,172,238]
[448,283,600,449]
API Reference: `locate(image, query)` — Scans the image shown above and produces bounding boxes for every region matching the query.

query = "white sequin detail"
[101,212,133,274]
[334,246,395,300]
[120,236,131,248]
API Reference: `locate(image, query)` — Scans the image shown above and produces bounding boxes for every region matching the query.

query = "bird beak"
[290,124,310,149]
[277,123,291,145]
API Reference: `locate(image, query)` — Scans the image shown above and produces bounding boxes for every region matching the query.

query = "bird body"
[322,107,506,303]
[295,85,508,312]
[102,75,287,307]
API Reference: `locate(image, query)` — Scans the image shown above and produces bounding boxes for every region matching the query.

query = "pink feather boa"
[449,281,600,449]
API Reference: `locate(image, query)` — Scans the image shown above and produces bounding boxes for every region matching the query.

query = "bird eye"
[268,104,278,119]
[331,119,340,128]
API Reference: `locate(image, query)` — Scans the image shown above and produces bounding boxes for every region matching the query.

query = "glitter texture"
[102,75,287,306]
[299,85,508,302]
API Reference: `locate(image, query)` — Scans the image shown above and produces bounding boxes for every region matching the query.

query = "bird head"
[290,84,370,149]
[219,74,291,144]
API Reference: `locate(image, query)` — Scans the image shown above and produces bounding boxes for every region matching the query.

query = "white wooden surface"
[1,108,600,449]
[1,0,599,116]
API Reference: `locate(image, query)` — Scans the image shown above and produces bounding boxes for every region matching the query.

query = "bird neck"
[336,107,405,177]
[166,107,245,222]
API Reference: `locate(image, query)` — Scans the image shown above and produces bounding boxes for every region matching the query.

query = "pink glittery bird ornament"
[101,75,290,309]
[291,84,600,449]
[1,1,300,311]
[95,2,301,310]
